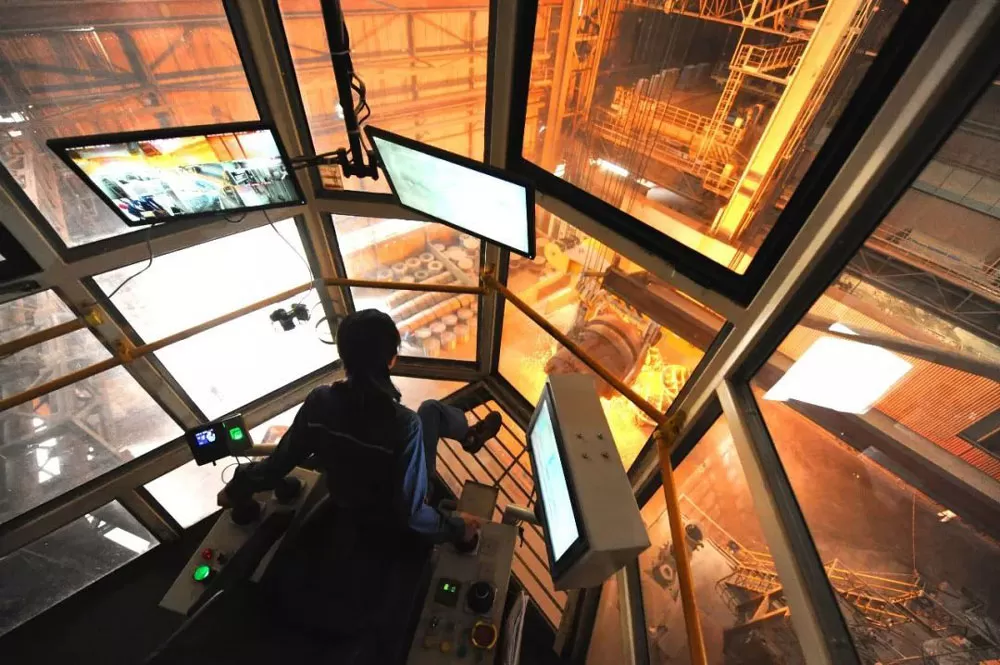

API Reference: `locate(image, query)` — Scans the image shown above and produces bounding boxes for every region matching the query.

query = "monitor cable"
[105,221,159,300]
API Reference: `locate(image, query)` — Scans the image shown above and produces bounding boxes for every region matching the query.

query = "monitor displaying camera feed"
[529,389,581,563]
[48,123,304,227]
[366,126,535,258]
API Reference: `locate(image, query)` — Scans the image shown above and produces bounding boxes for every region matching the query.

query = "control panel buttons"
[467,581,496,614]
[440,641,453,654]
[470,621,498,650]
[200,548,214,561]
[192,564,214,583]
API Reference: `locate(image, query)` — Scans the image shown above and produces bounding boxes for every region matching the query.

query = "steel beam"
[718,380,859,665]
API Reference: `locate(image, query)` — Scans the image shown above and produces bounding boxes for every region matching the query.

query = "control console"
[406,483,517,665]
[159,467,323,615]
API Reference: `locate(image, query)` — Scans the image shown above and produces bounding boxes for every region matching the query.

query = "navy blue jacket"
[225,381,463,542]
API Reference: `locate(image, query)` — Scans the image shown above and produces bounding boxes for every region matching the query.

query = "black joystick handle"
[230,499,262,525]
[274,476,302,504]
[454,532,479,554]
[467,581,496,614]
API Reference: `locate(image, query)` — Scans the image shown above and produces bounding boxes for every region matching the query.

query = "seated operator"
[217,308,502,544]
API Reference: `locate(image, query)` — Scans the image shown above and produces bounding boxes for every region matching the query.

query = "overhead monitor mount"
[316,0,380,181]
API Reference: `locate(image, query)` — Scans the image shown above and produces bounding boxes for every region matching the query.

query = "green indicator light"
[229,427,244,442]
[193,564,212,582]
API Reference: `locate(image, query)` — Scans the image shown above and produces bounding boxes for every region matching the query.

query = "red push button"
[201,547,214,561]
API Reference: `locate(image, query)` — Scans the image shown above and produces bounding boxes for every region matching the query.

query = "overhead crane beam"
[656,0,829,38]
[711,0,870,240]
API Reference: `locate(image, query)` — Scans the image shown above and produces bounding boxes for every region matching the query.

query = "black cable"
[225,212,247,224]
[106,222,158,300]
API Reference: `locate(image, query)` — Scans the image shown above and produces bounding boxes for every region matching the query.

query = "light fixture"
[104,527,152,554]
[764,323,912,414]
[589,158,629,178]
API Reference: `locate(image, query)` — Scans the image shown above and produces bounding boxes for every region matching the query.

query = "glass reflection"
[0,501,156,637]
[0,290,75,346]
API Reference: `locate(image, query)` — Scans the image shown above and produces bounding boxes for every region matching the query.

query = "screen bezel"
[47,121,306,228]
[365,125,536,259]
[526,382,589,581]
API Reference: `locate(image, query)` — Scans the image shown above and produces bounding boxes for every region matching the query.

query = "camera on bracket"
[270,302,310,331]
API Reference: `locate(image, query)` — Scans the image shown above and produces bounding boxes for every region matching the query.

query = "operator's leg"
[417,400,503,478]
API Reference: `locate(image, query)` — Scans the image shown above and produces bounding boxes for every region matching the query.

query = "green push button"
[193,564,213,583]
[229,427,244,442]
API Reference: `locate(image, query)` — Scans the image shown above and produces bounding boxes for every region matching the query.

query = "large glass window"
[278,0,490,192]
[0,297,182,524]
[500,210,724,467]
[95,220,336,420]
[752,85,1000,663]
[0,290,75,346]
[524,1,905,272]
[0,500,156,637]
[639,417,805,664]
[332,215,480,361]
[0,2,259,246]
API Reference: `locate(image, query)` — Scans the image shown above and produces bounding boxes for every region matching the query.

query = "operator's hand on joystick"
[217,488,233,509]
[456,511,485,544]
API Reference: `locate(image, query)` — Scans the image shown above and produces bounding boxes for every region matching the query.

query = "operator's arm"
[222,389,320,500]
[395,413,465,543]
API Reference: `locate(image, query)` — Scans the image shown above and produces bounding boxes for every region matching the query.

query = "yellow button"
[440,641,453,653]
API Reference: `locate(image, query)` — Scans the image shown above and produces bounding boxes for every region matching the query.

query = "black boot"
[462,412,502,453]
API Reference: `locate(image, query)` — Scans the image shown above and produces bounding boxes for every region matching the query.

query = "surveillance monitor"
[365,126,535,258]
[527,374,650,590]
[48,122,304,227]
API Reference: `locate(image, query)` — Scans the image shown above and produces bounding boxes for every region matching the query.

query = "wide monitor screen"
[366,126,535,258]
[48,123,304,227]
[529,392,580,562]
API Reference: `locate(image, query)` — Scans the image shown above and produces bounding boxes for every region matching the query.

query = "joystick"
[454,532,479,555]
[466,581,495,614]
[230,498,262,525]
[274,476,302,503]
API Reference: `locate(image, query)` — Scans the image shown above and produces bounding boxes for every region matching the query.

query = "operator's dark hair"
[335,309,402,416]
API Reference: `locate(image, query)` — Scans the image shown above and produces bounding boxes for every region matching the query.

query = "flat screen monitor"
[365,126,535,258]
[48,122,305,227]
[528,384,585,573]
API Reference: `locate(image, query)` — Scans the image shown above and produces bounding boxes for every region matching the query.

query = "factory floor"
[636,389,1000,664]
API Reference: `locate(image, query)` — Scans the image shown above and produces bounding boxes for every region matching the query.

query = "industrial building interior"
[0,1,998,665]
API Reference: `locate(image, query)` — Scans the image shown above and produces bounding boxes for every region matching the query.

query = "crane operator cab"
[150,373,648,665]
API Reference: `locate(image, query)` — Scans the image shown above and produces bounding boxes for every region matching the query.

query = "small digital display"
[49,124,303,227]
[433,578,462,607]
[185,414,251,465]
[194,429,217,447]
[530,395,580,562]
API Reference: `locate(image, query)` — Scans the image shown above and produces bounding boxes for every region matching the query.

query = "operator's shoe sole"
[463,412,502,453]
